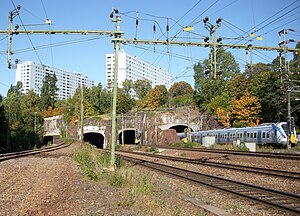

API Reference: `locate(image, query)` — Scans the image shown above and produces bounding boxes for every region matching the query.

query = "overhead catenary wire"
[4,35,109,54]
[10,0,43,65]
[227,1,300,46]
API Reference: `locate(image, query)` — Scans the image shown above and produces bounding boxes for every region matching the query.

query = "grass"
[170,141,200,148]
[145,146,159,154]
[72,144,172,214]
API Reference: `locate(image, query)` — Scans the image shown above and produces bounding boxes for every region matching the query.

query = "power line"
[40,0,48,19]
[11,36,109,54]
[10,0,43,65]
[226,1,300,46]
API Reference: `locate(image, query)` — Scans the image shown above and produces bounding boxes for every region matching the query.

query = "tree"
[0,95,8,152]
[169,81,193,97]
[194,48,240,110]
[122,79,134,96]
[168,81,194,108]
[116,88,135,114]
[139,85,168,109]
[40,73,58,110]
[133,79,152,100]
[230,90,262,127]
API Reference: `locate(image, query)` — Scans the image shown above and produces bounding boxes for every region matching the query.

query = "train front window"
[281,123,288,135]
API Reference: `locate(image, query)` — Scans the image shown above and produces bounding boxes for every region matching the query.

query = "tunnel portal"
[83,132,105,149]
[169,125,193,133]
[118,129,136,144]
[43,136,54,145]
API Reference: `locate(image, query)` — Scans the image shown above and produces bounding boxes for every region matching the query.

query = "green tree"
[133,79,152,100]
[194,48,240,110]
[0,95,8,152]
[117,88,135,114]
[122,79,134,96]
[40,73,58,110]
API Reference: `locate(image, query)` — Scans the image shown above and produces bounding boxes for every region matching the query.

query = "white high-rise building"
[16,61,94,100]
[106,50,172,90]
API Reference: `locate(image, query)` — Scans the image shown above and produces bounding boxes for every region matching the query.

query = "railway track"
[161,146,300,160]
[117,150,300,180]
[0,142,71,162]
[119,154,300,214]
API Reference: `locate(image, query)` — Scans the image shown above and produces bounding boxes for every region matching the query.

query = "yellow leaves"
[139,86,164,109]
[230,90,262,127]
[216,107,230,128]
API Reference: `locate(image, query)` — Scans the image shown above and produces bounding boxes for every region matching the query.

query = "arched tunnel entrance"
[169,125,193,133]
[43,136,53,145]
[83,132,105,149]
[118,129,136,144]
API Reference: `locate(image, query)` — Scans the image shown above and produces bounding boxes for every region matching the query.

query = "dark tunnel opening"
[169,125,193,133]
[43,136,53,145]
[118,130,136,144]
[83,133,104,149]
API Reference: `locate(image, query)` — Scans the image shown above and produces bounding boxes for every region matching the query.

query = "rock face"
[145,128,180,146]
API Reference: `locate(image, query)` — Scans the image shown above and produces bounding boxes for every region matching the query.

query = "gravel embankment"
[118,148,300,215]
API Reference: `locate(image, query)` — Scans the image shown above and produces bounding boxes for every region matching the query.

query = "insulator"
[203,17,209,23]
[136,17,139,26]
[153,22,156,33]
[166,18,169,32]
[216,18,222,24]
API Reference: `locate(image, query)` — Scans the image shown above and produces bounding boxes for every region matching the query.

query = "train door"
[218,133,221,144]
[243,131,247,143]
[227,132,230,143]
[257,130,262,145]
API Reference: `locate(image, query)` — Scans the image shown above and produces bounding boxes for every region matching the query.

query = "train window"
[267,133,270,138]
[247,133,249,138]
[237,134,240,138]
[254,133,257,138]
[250,133,253,138]
[262,132,265,138]
[240,133,243,138]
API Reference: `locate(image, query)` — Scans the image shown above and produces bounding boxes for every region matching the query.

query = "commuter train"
[178,122,297,147]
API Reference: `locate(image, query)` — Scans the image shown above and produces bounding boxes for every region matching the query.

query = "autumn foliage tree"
[138,85,167,109]
[168,81,194,107]
[230,90,262,127]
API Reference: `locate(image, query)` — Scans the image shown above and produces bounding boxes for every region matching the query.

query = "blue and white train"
[178,122,297,146]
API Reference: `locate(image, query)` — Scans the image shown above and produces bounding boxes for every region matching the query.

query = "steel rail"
[0,143,71,162]
[119,154,300,214]
[117,150,300,180]
[161,146,300,160]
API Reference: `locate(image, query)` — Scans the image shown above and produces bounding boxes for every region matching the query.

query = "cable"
[190,0,219,25]
[255,4,300,33]
[10,0,43,65]
[40,0,48,19]
[124,44,200,62]
[226,1,300,47]
[207,0,239,17]
[13,36,109,54]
